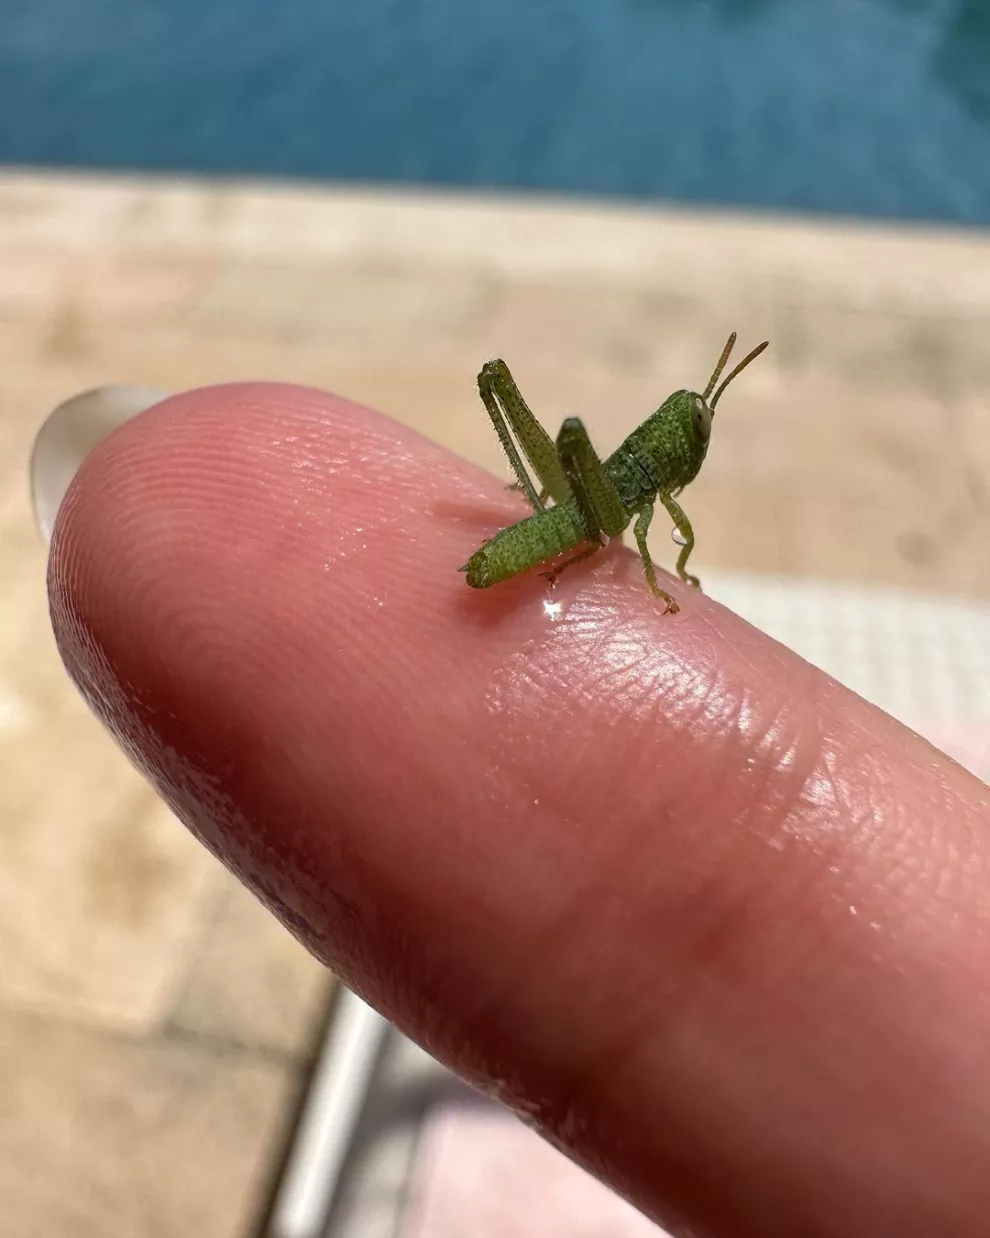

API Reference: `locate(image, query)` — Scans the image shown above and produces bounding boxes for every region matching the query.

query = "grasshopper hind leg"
[477,360,571,512]
[539,416,626,589]
[540,538,605,588]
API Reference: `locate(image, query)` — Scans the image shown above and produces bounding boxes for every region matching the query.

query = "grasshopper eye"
[692,395,712,442]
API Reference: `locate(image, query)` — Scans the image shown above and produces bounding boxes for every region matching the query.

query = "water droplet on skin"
[849,904,858,916]
[671,526,688,546]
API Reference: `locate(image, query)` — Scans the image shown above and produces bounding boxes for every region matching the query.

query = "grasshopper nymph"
[461,332,768,613]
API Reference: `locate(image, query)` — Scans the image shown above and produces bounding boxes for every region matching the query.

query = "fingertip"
[44,375,990,1238]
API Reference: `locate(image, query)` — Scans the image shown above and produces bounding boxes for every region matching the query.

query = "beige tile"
[0,681,221,1029]
[0,1008,300,1238]
[466,276,773,383]
[769,299,990,400]
[186,260,491,349]
[0,247,206,326]
[171,873,334,1057]
[5,169,988,315]
[0,432,221,1030]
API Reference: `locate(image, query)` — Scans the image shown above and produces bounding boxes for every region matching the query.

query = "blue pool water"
[1,0,988,223]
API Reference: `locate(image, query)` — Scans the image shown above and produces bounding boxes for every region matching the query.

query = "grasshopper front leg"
[658,492,701,589]
[477,360,572,512]
[632,504,679,613]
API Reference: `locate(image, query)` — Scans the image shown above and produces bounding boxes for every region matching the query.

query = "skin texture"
[48,382,990,1238]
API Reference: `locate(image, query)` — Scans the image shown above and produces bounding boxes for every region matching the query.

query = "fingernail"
[29,386,170,546]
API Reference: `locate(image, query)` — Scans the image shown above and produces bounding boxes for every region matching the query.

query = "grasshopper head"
[658,389,713,453]
[661,335,768,482]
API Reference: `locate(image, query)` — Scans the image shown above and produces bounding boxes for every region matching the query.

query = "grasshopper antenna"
[710,338,769,412]
[703,332,736,401]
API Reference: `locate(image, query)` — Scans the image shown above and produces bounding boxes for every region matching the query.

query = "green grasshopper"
[461,332,769,613]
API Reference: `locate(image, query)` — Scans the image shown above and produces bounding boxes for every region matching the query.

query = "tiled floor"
[2,169,989,1237]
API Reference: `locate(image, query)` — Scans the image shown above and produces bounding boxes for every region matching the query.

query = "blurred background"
[2,2,989,1237]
